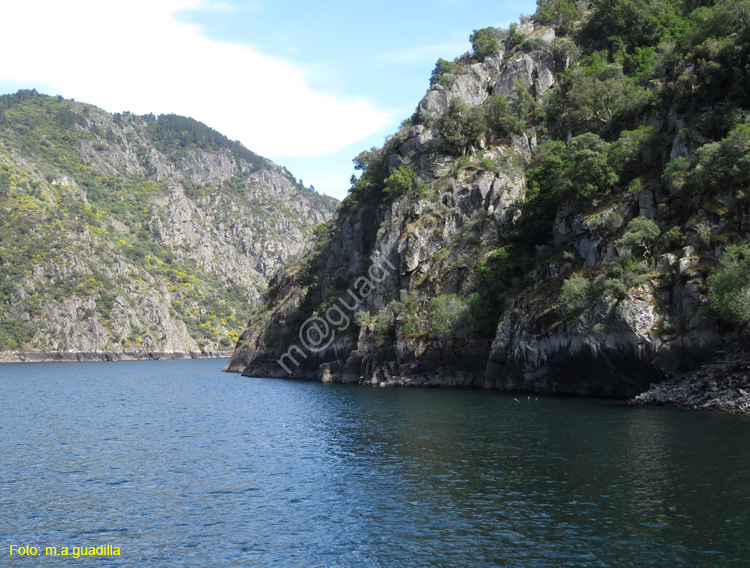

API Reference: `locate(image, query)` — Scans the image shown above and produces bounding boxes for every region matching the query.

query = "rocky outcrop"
[632,356,750,413]
[226,15,742,404]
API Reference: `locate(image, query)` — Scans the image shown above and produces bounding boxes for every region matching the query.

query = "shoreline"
[0,350,233,364]
[630,357,750,414]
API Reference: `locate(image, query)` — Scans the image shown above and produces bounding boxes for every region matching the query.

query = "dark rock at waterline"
[631,355,750,414]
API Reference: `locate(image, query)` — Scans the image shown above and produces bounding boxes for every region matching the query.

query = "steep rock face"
[0,92,337,355]
[228,13,744,397]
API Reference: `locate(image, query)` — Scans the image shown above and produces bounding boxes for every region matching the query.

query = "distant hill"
[0,90,338,357]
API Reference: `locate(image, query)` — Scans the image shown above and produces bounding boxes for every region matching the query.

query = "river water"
[1,359,749,567]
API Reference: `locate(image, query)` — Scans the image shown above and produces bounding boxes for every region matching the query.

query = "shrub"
[312,223,334,240]
[428,294,473,338]
[549,55,651,135]
[603,277,628,299]
[470,245,533,334]
[616,217,660,257]
[664,226,686,248]
[707,244,750,326]
[384,166,418,199]
[536,0,581,36]
[430,58,463,88]
[470,27,503,61]
[662,156,691,190]
[689,124,750,201]
[608,126,660,180]
[0,316,34,349]
[566,134,619,197]
[560,276,595,310]
[434,98,487,157]
[483,95,525,138]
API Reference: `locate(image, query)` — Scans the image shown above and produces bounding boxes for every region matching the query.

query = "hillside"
[226,0,750,405]
[0,91,337,358]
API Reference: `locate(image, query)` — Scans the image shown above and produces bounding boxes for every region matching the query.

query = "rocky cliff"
[0,91,337,357]
[227,1,750,400]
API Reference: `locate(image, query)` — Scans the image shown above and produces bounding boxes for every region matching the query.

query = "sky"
[0,0,537,200]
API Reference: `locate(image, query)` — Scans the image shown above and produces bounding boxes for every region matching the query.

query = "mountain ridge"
[0,90,337,356]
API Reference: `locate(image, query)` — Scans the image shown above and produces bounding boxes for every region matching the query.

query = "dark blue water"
[1,360,749,567]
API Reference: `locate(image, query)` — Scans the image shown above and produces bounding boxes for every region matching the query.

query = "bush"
[616,217,660,257]
[470,27,503,61]
[689,124,750,202]
[536,0,581,36]
[312,223,334,240]
[470,245,533,334]
[384,166,418,199]
[434,98,487,157]
[566,134,619,197]
[608,126,660,180]
[521,134,617,214]
[483,95,525,138]
[0,316,34,350]
[581,0,683,53]
[428,295,473,338]
[560,276,594,310]
[708,244,750,326]
[549,55,651,135]
[603,277,628,299]
[430,58,463,88]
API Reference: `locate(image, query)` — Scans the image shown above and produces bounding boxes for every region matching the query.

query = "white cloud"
[0,0,392,157]
[189,0,264,13]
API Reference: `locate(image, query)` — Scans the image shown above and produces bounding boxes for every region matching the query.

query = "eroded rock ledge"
[631,355,750,414]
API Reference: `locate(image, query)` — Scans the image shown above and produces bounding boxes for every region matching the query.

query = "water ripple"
[1,360,750,567]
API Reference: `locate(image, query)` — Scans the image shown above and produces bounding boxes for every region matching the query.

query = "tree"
[560,276,594,311]
[566,133,619,197]
[616,217,660,257]
[689,124,750,201]
[582,0,682,53]
[428,295,473,338]
[608,126,659,180]
[434,98,487,156]
[384,166,418,199]
[536,0,581,35]
[483,95,524,137]
[470,27,502,61]
[0,172,10,198]
[708,244,750,326]
[550,56,650,135]
[430,58,461,87]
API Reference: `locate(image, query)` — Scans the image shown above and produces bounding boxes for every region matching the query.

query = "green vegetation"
[708,244,750,327]
[434,98,487,157]
[615,218,661,257]
[251,0,750,359]
[470,27,504,61]
[560,276,595,311]
[0,317,34,350]
[384,166,419,199]
[470,245,533,335]
[145,113,268,170]
[483,95,526,137]
[430,58,465,88]
[428,294,473,337]
[536,0,580,35]
[0,91,335,352]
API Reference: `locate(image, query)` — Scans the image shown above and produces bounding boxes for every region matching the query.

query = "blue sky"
[0,0,537,200]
